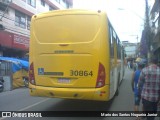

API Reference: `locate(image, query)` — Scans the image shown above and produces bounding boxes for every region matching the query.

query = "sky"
[73,0,154,43]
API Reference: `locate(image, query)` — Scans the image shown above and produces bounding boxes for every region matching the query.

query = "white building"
[0,0,73,57]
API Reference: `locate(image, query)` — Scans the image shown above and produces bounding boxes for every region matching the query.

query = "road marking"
[18,98,50,111]
[0,98,50,120]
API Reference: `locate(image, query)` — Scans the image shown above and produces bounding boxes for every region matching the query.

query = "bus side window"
[113,30,117,60]
[117,39,121,59]
[109,27,114,58]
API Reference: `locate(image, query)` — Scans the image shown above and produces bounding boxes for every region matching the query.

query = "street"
[0,68,159,120]
[0,0,159,119]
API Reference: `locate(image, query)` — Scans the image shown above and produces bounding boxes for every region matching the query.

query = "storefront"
[0,30,29,57]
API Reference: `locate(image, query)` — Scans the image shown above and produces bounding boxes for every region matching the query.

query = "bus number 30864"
[70,70,93,76]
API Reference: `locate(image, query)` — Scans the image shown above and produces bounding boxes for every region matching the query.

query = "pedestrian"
[128,61,130,69]
[131,63,144,115]
[130,61,133,69]
[133,61,138,71]
[138,56,160,120]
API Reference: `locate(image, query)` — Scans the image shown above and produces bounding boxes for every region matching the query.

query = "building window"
[27,16,31,30]
[21,0,26,2]
[27,0,36,8]
[15,11,26,29]
[41,0,45,7]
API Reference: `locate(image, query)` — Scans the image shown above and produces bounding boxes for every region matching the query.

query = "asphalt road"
[0,67,159,120]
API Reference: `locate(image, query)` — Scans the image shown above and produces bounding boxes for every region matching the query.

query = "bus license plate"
[58,78,70,83]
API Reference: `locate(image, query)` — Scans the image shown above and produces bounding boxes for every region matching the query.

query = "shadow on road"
[43,98,114,111]
[37,99,114,120]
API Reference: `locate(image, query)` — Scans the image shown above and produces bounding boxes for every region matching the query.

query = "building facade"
[0,0,73,57]
[150,0,160,63]
[122,41,138,59]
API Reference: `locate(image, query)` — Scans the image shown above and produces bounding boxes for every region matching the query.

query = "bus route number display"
[70,70,93,76]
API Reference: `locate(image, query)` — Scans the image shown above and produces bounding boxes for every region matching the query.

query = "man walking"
[132,63,144,112]
[138,56,160,120]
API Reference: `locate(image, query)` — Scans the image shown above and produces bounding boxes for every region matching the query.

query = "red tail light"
[96,63,106,88]
[29,62,36,85]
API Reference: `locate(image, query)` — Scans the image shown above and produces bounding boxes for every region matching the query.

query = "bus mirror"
[125,54,127,57]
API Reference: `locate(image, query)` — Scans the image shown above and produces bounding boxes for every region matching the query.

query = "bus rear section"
[29,10,110,101]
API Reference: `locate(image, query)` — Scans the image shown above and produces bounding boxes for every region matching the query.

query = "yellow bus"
[29,9,125,101]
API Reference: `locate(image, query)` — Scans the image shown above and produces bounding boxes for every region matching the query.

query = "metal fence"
[0,61,12,76]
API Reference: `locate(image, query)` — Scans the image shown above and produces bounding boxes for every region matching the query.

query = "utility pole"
[144,0,153,62]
